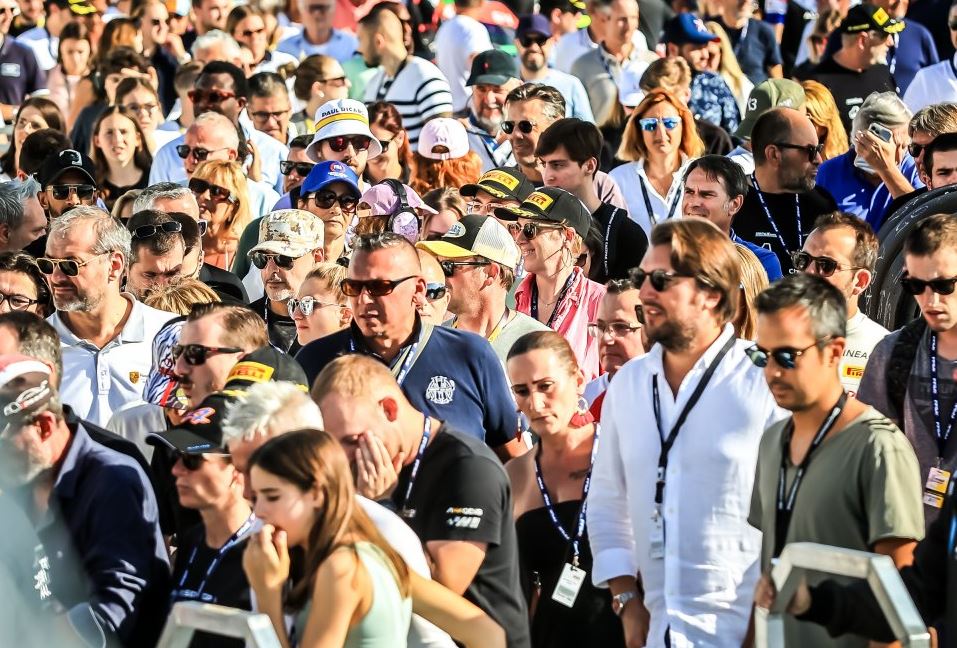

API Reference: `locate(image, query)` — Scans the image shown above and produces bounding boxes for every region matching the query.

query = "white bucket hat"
[305,99,383,162]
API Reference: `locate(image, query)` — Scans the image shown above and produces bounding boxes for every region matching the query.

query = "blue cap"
[664,13,719,45]
[301,160,361,195]
[517,14,552,39]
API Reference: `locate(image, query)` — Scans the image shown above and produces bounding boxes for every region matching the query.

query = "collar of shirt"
[49,294,148,347]
[347,313,423,363]
[645,322,737,392]
[49,421,95,504]
[637,155,689,201]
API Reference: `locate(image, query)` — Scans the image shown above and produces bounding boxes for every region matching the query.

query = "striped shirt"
[364,57,454,146]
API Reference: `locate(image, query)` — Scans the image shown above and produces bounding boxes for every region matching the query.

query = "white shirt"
[552,27,649,75]
[842,310,890,397]
[584,372,610,406]
[609,157,692,237]
[50,296,178,427]
[433,14,493,113]
[727,145,755,176]
[17,26,57,71]
[587,324,786,648]
[903,55,957,113]
[275,28,358,62]
[364,57,454,145]
[253,49,300,75]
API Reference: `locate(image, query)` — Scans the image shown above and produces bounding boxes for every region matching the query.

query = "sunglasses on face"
[318,75,348,87]
[901,272,957,296]
[241,26,265,38]
[439,260,490,277]
[49,184,96,200]
[133,221,183,240]
[287,295,341,317]
[171,343,243,366]
[790,251,858,277]
[176,452,207,471]
[425,282,447,301]
[519,33,549,48]
[280,161,315,176]
[325,135,371,153]
[519,221,565,240]
[745,339,829,370]
[949,19,957,29]
[176,145,229,161]
[379,137,394,151]
[774,141,825,162]
[187,89,237,104]
[307,190,359,212]
[341,275,416,297]
[638,117,680,132]
[628,267,694,292]
[587,320,642,338]
[188,178,236,202]
[501,120,535,135]
[466,200,507,216]
[250,109,290,123]
[250,251,304,270]
[123,102,158,115]
[37,252,107,276]
[0,291,38,311]
[907,142,925,158]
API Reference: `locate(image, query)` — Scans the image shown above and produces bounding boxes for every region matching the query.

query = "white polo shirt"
[49,296,177,427]
[903,54,957,113]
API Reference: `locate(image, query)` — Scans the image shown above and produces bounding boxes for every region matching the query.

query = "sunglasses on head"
[49,184,96,200]
[250,251,304,270]
[519,221,565,240]
[341,275,416,297]
[188,178,236,202]
[774,141,825,162]
[439,260,490,277]
[280,161,315,176]
[628,267,695,292]
[501,120,535,135]
[133,221,183,240]
[307,190,359,212]
[790,251,858,278]
[176,144,229,161]
[171,343,242,366]
[901,272,957,296]
[287,295,341,317]
[519,33,549,48]
[187,89,237,104]
[638,117,680,132]
[425,282,447,301]
[745,339,831,370]
[37,252,107,277]
[325,135,371,153]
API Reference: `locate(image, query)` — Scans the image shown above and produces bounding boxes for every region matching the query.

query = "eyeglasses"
[171,343,243,366]
[122,102,158,115]
[37,252,108,276]
[318,76,348,87]
[240,26,265,38]
[629,267,694,292]
[341,275,416,297]
[439,260,490,277]
[49,184,96,200]
[774,142,825,162]
[425,282,447,300]
[250,109,290,122]
[280,161,315,176]
[132,221,183,240]
[907,142,925,158]
[790,251,858,277]
[379,137,394,151]
[519,33,549,48]
[638,117,680,132]
[176,145,230,161]
[745,339,831,370]
[176,452,206,471]
[189,178,236,202]
[519,221,565,240]
[501,120,535,135]
[250,251,305,270]
[187,89,237,104]
[325,135,371,153]
[466,200,507,216]
[287,295,341,317]
[307,190,359,212]
[901,272,957,296]
[587,320,642,338]
[0,291,38,311]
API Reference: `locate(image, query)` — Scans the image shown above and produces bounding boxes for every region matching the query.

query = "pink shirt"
[515,266,606,380]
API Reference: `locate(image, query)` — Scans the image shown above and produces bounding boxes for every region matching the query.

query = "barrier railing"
[156,601,282,648]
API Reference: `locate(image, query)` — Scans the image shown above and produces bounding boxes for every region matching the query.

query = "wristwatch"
[611,590,638,616]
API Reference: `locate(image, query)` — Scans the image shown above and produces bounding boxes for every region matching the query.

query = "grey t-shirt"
[857,326,957,526]
[490,311,550,366]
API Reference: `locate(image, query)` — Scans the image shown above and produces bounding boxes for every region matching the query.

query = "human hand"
[620,595,650,648]
[246,138,263,183]
[355,431,405,500]
[242,524,290,595]
[855,130,897,175]
[754,572,811,615]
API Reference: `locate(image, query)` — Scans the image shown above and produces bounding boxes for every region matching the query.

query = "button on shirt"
[587,324,787,648]
[49,296,177,426]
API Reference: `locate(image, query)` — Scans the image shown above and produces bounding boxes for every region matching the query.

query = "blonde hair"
[618,89,705,162]
[143,277,221,314]
[304,262,348,303]
[639,56,692,95]
[191,160,252,241]
[802,80,849,161]
[733,243,769,340]
[705,21,750,103]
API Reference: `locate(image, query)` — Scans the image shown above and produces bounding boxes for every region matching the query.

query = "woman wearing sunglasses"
[610,89,704,236]
[297,160,363,263]
[801,80,848,163]
[191,160,252,270]
[289,262,351,347]
[90,106,152,211]
[291,55,351,135]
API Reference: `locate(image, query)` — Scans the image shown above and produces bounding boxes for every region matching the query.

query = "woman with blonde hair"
[732,243,769,340]
[144,277,221,315]
[289,262,351,347]
[704,21,754,114]
[611,89,704,236]
[410,118,482,196]
[190,160,252,270]
[801,80,849,161]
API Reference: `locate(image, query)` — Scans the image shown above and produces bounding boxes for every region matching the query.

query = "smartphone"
[868,123,894,143]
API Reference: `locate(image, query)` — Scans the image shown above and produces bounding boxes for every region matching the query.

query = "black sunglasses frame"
[133,221,183,240]
[773,141,825,162]
[745,338,832,370]
[50,184,96,201]
[171,343,243,366]
[501,120,535,135]
[901,273,957,296]
[439,260,490,277]
[790,251,858,278]
[280,161,316,176]
[341,275,417,297]
[628,267,694,292]
[250,251,303,270]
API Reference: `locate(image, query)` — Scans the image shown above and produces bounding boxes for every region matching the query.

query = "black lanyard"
[398,417,432,518]
[533,424,601,564]
[602,208,622,276]
[774,392,848,557]
[651,334,736,508]
[173,514,255,602]
[930,333,957,461]
[639,175,679,228]
[751,174,802,254]
[530,271,576,327]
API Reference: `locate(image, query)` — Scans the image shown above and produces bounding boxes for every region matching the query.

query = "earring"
[568,395,594,427]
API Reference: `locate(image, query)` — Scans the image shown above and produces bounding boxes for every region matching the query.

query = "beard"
[0,440,51,488]
[522,51,546,72]
[646,317,697,352]
[53,289,101,313]
[780,165,816,193]
[472,109,503,135]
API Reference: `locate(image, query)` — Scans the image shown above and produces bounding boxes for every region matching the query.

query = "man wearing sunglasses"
[747,273,924,647]
[858,214,957,529]
[304,98,382,182]
[460,167,536,228]
[461,50,520,172]
[36,148,99,220]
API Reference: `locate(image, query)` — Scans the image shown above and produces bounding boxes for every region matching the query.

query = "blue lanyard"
[532,424,601,564]
[639,175,679,228]
[399,417,432,518]
[349,326,423,386]
[751,174,802,254]
[468,112,500,152]
[173,514,255,601]
[929,333,957,461]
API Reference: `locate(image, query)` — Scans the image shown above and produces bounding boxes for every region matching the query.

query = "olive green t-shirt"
[748,407,925,647]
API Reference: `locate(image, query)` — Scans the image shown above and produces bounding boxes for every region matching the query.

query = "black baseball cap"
[466,49,519,87]
[460,167,536,202]
[37,149,96,188]
[221,346,309,395]
[839,4,904,34]
[146,392,234,455]
[495,187,592,238]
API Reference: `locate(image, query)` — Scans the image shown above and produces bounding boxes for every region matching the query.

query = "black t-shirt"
[392,425,530,648]
[591,202,647,284]
[170,522,252,648]
[732,184,838,275]
[882,186,928,229]
[102,174,148,211]
[199,263,249,304]
[251,296,299,354]
[793,57,896,134]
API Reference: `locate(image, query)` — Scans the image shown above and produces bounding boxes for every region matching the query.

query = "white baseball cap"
[418,118,469,160]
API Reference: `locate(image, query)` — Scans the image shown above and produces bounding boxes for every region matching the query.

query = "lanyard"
[651,334,736,508]
[530,271,576,327]
[774,392,848,557]
[398,417,432,518]
[888,32,898,75]
[930,333,957,461]
[751,174,802,254]
[533,423,601,564]
[468,112,500,154]
[639,175,679,228]
[602,208,622,276]
[349,325,424,386]
[174,514,255,600]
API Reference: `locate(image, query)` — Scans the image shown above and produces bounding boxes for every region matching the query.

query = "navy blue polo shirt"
[707,17,782,85]
[0,35,45,105]
[297,318,517,449]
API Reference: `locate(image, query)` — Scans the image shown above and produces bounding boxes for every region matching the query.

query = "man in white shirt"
[587,218,785,648]
[903,2,957,112]
[433,0,494,114]
[794,212,889,396]
[554,0,649,73]
[42,207,177,426]
[275,0,357,62]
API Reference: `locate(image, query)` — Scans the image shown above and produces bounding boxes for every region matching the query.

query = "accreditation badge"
[922,466,951,509]
[551,563,586,608]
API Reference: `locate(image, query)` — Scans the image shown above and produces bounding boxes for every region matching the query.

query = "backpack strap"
[886,318,927,424]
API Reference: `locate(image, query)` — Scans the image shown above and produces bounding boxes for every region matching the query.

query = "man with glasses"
[460,167,536,229]
[275,0,357,61]
[279,134,315,201]
[296,231,522,457]
[461,50,520,172]
[731,108,838,275]
[246,72,294,146]
[0,0,44,119]
[36,149,98,220]
[304,98,381,184]
[747,273,923,647]
[124,210,189,300]
[248,209,324,353]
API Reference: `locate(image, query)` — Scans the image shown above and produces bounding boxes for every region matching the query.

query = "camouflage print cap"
[249,209,324,258]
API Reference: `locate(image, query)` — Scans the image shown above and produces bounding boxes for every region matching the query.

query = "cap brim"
[45,167,96,187]
[249,241,313,257]
[301,176,361,195]
[461,182,512,200]
[733,117,756,139]
[494,205,547,221]
[146,428,227,454]
[415,240,477,259]
[467,74,512,87]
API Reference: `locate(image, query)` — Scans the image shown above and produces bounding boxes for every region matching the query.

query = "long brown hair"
[0,97,65,176]
[90,106,152,202]
[368,101,414,180]
[618,89,704,162]
[249,429,411,609]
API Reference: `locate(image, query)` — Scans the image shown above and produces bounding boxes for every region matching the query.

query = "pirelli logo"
[227,361,275,383]
[842,365,865,379]
[482,170,519,190]
[526,191,555,211]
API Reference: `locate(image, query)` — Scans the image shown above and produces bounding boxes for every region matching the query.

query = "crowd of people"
[0,0,955,645]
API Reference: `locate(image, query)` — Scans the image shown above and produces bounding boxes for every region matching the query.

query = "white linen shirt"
[49,296,177,427]
[903,54,957,113]
[275,28,358,62]
[587,324,786,648]
[609,157,692,237]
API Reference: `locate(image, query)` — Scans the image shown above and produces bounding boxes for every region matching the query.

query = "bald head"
[357,5,407,65]
[188,112,241,148]
[751,107,821,192]
[751,107,815,165]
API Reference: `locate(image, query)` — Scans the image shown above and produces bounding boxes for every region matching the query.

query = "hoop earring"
[569,395,594,427]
